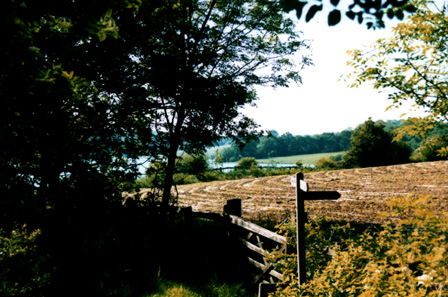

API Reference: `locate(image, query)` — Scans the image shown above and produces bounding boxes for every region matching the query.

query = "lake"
[136,158,301,176]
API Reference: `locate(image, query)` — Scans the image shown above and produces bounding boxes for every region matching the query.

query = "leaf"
[305,4,323,23]
[328,9,341,26]
[396,9,404,20]
[346,10,356,20]
[385,105,394,112]
[295,1,307,19]
[330,0,340,6]
[387,9,394,19]
[404,5,417,13]
[98,31,107,42]
[357,12,363,24]
[280,0,297,11]
[105,8,113,18]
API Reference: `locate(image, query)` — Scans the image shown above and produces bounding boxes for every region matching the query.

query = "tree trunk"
[161,144,177,209]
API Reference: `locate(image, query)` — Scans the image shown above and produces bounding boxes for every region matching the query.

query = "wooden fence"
[224,199,287,297]
[186,173,341,296]
[191,199,286,297]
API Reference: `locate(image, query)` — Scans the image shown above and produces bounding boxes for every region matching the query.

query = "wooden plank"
[304,191,341,200]
[248,257,284,284]
[248,256,266,270]
[228,214,287,245]
[239,238,266,256]
[270,269,284,281]
[249,257,272,285]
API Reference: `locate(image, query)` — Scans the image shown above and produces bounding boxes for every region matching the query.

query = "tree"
[280,0,417,28]
[0,0,146,227]
[342,118,411,168]
[118,0,311,207]
[345,0,448,157]
[176,154,209,175]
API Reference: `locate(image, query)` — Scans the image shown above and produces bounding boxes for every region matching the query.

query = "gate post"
[224,198,241,217]
[295,172,307,285]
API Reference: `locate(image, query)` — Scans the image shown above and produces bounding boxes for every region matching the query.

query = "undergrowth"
[269,196,448,296]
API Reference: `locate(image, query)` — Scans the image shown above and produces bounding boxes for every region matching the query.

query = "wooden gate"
[223,199,287,297]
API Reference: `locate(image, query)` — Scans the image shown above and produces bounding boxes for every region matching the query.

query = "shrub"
[176,154,209,175]
[173,173,200,185]
[270,196,448,296]
[411,135,448,162]
[315,157,340,170]
[0,225,49,296]
[235,157,258,170]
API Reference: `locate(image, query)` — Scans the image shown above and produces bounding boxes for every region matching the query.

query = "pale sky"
[242,8,426,136]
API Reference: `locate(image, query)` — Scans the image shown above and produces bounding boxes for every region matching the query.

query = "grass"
[257,151,345,164]
[147,279,251,297]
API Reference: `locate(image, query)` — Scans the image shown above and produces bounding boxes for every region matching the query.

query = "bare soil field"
[174,161,448,224]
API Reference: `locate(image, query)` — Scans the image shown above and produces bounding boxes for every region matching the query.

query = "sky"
[241,6,426,136]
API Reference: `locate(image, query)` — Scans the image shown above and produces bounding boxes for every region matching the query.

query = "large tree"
[342,118,411,168]
[0,0,146,227]
[344,0,448,157]
[108,0,312,207]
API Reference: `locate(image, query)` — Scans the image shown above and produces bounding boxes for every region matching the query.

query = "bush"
[236,157,258,170]
[0,225,49,296]
[176,154,209,175]
[173,173,200,185]
[270,197,448,296]
[315,157,341,170]
[411,135,448,162]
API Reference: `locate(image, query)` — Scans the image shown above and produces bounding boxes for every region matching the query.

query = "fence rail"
[185,174,341,296]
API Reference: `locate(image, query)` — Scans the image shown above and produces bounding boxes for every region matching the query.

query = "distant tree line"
[219,130,352,162]
[217,119,448,162]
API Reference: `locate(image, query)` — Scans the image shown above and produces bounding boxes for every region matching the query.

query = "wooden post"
[224,198,241,217]
[292,173,341,287]
[295,172,307,286]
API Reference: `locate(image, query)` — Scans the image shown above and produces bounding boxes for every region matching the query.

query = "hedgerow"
[270,196,448,296]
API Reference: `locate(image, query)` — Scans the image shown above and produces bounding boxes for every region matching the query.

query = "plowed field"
[173,161,448,224]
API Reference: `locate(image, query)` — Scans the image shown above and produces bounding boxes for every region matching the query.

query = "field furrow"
[160,161,448,223]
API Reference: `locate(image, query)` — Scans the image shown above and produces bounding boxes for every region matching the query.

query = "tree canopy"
[1,0,312,214]
[344,0,448,157]
[114,0,311,207]
[280,0,417,28]
[342,118,411,168]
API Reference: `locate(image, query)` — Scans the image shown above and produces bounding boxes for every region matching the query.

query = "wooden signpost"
[293,172,341,285]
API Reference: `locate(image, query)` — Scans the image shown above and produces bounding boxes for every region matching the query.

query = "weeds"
[269,196,448,296]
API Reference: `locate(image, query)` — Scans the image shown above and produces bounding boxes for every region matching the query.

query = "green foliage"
[214,149,224,168]
[281,0,416,28]
[176,154,209,176]
[345,1,448,159]
[236,157,258,170]
[342,118,411,168]
[411,135,448,162]
[150,279,251,297]
[0,226,49,296]
[270,196,448,296]
[315,156,341,170]
[295,160,304,169]
[222,131,352,161]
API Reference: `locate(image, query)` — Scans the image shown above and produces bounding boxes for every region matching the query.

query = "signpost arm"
[295,172,307,286]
